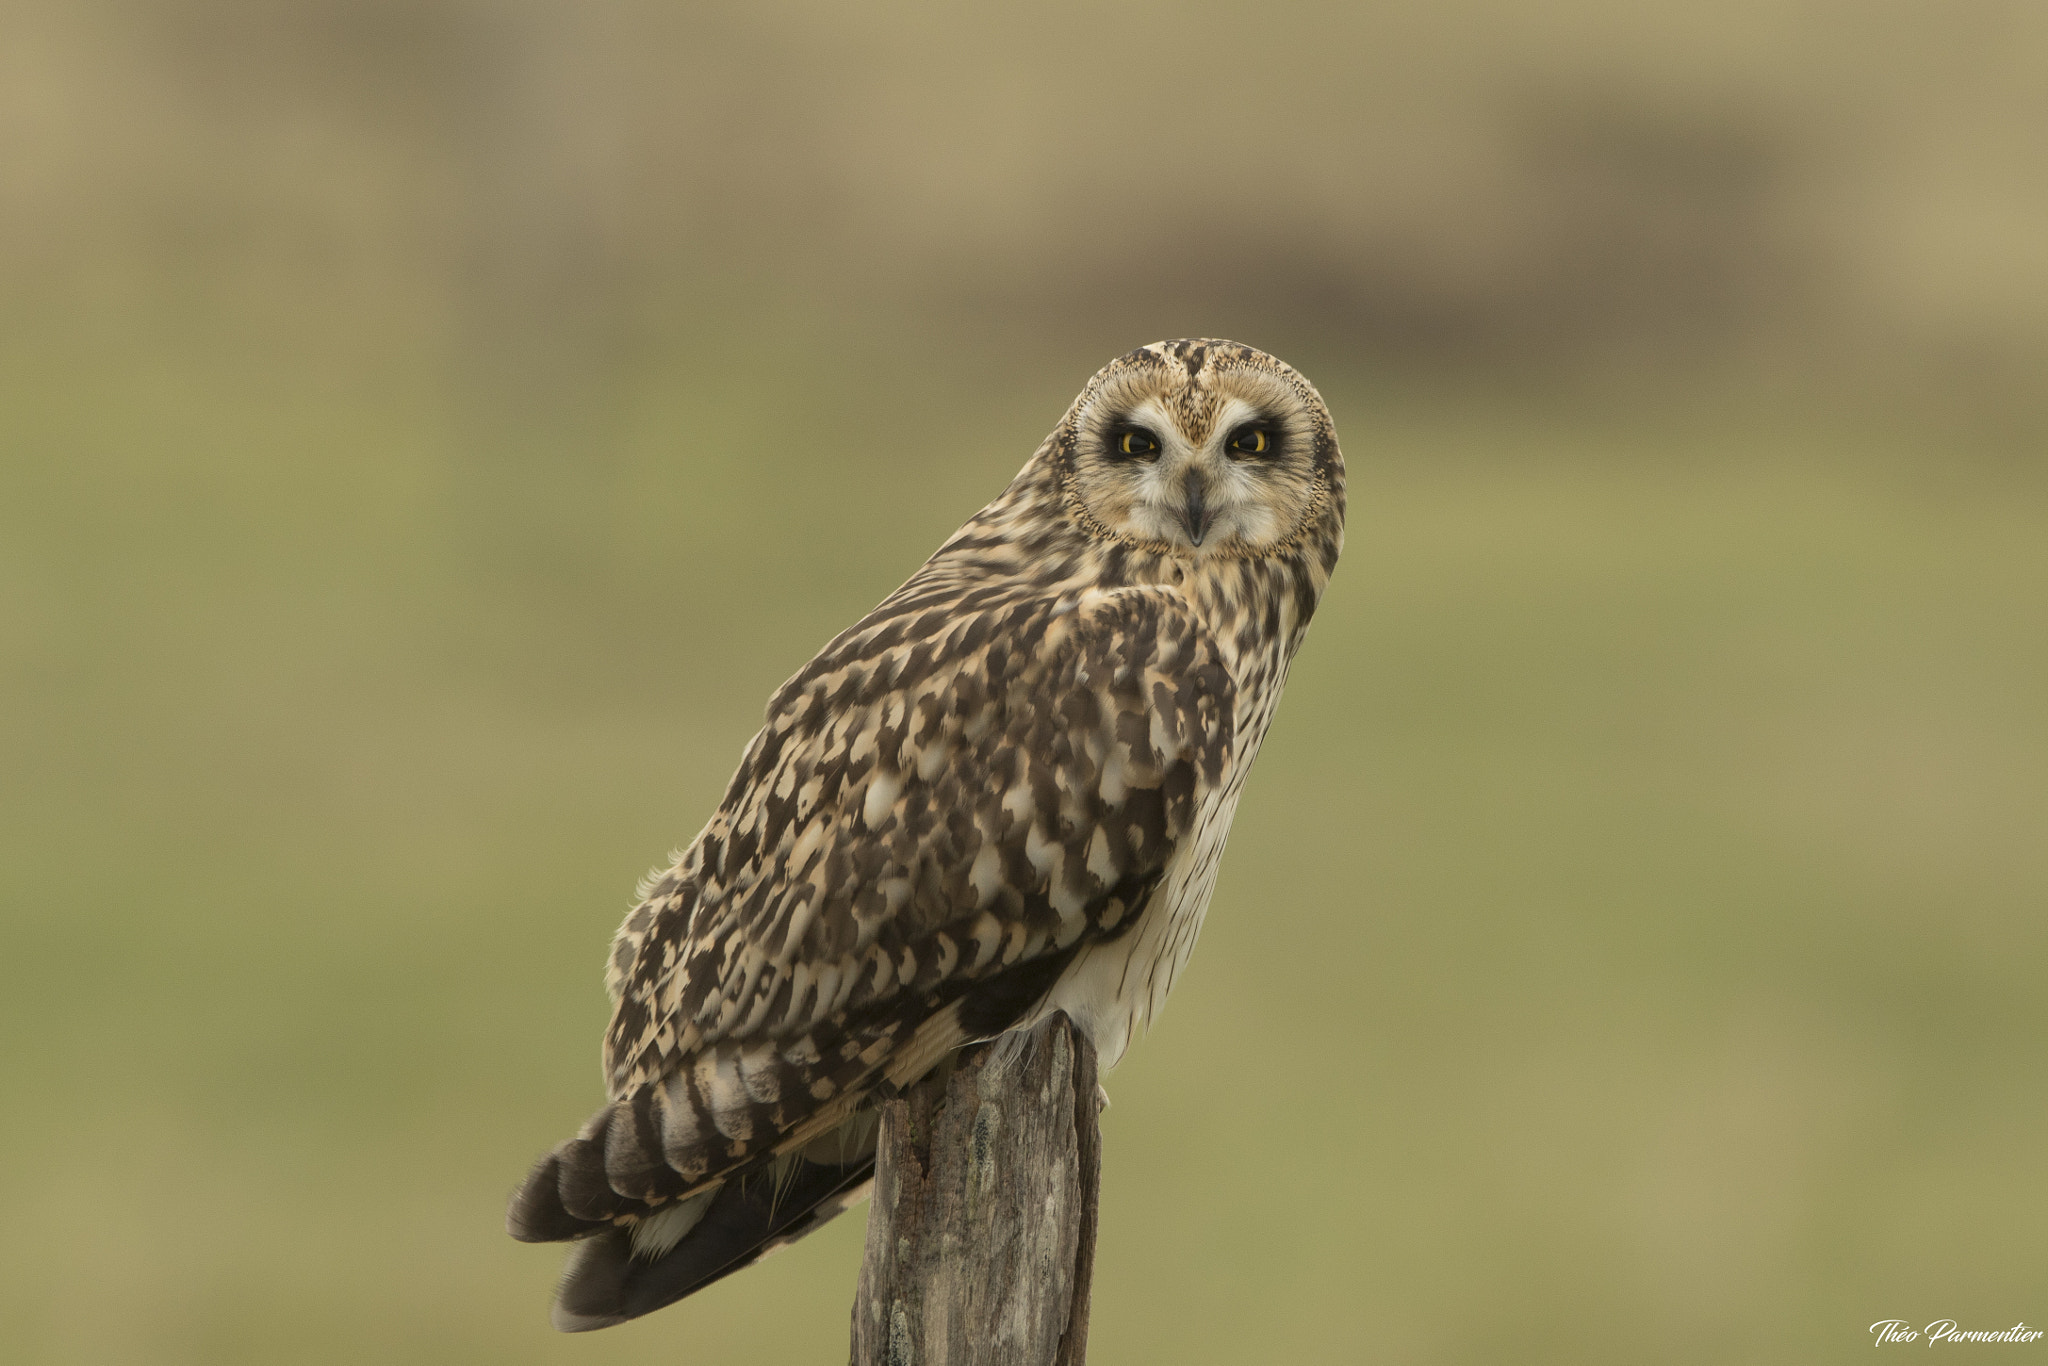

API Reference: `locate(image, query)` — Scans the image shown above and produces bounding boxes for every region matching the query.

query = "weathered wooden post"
[849,1014,1101,1366]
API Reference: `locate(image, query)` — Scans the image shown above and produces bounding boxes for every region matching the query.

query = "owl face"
[1062,344,1333,559]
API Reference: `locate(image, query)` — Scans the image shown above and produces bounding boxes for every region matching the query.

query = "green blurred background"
[4,2,2044,1362]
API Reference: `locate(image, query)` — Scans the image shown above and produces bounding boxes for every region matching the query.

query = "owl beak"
[1180,472,1212,547]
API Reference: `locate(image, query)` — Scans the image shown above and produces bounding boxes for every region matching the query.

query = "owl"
[509,339,1346,1330]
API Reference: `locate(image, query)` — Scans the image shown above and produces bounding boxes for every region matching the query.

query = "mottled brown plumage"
[509,339,1345,1330]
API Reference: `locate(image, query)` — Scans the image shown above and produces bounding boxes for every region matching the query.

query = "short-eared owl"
[510,339,1345,1330]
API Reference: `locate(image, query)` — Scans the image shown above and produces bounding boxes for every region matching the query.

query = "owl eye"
[1227,425,1272,457]
[1110,427,1162,461]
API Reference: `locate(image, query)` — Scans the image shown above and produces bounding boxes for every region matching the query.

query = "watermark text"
[1872,1320,2043,1346]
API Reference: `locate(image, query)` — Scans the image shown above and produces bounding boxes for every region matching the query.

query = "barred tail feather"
[506,1103,652,1244]
[549,1156,876,1332]
[507,1098,882,1332]
[506,1147,609,1245]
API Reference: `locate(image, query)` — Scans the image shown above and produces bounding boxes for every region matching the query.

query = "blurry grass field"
[3,320,2042,1364]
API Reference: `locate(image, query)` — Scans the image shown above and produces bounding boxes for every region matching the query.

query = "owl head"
[1055,339,1342,559]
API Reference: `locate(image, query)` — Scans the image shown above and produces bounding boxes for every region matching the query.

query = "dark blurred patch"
[1497,94,1802,362]
[957,93,1807,383]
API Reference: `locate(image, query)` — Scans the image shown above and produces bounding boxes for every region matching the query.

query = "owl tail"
[507,1109,878,1332]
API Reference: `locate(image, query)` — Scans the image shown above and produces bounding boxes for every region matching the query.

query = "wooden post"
[849,1013,1101,1366]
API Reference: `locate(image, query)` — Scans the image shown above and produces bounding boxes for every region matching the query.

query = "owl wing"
[508,583,1232,1324]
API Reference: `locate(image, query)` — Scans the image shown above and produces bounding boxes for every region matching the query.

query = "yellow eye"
[1228,426,1271,456]
[1113,428,1161,459]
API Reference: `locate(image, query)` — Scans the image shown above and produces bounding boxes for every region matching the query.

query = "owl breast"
[1036,626,1295,1069]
